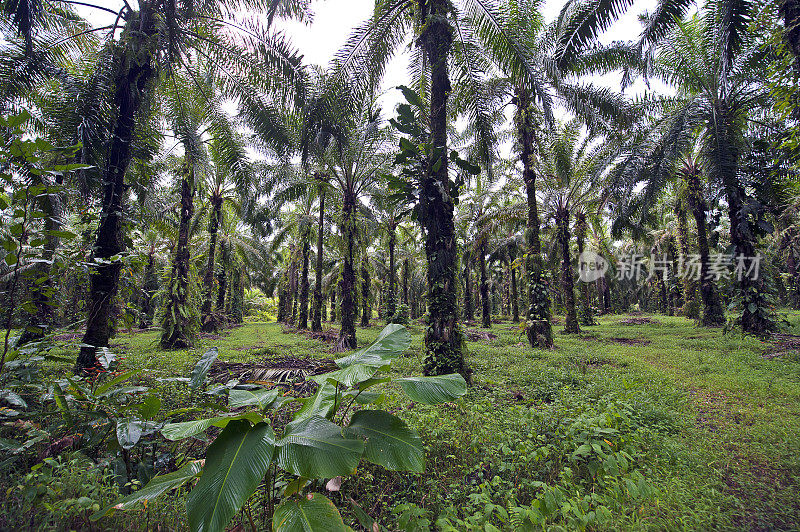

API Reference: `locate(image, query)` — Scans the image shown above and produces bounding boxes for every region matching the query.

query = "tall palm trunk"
[387,224,397,318]
[201,195,222,332]
[685,170,725,326]
[139,251,157,328]
[575,212,594,325]
[781,0,800,74]
[312,184,325,331]
[675,201,700,318]
[360,256,371,327]
[160,169,195,349]
[510,258,519,323]
[78,9,157,370]
[298,223,311,329]
[557,208,580,334]
[289,248,298,324]
[502,263,510,317]
[515,86,553,348]
[419,0,468,380]
[330,288,336,322]
[277,268,288,323]
[479,241,491,328]
[463,251,474,321]
[215,239,228,314]
[402,258,410,306]
[338,190,357,349]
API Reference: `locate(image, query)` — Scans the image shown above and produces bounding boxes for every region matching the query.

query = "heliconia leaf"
[334,324,410,369]
[228,387,281,410]
[294,381,338,421]
[190,347,219,392]
[311,363,383,388]
[187,420,275,532]
[116,417,144,450]
[91,460,204,521]
[273,493,349,532]
[95,370,142,397]
[395,374,467,404]
[347,410,424,473]
[277,416,364,479]
[161,412,263,441]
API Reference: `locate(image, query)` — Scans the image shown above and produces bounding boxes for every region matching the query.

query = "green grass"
[43,312,800,529]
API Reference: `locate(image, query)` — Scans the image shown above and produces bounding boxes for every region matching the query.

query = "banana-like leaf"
[190,347,219,392]
[334,324,410,368]
[311,363,384,388]
[228,387,281,410]
[187,421,275,532]
[395,374,467,404]
[91,460,204,520]
[161,412,263,441]
[273,493,349,532]
[116,417,144,450]
[277,416,364,479]
[95,370,142,397]
[347,410,424,473]
[294,381,338,421]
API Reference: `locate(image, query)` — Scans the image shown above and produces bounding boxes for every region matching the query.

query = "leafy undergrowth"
[3,312,800,530]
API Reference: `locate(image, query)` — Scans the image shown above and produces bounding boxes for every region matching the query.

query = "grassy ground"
[41,311,800,529]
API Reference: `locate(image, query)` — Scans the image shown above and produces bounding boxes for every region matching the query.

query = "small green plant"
[93,324,467,531]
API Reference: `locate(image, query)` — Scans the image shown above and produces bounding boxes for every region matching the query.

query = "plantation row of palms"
[0,0,799,382]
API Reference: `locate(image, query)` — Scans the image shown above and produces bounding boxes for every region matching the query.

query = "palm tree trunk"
[298,224,311,330]
[515,86,553,348]
[557,208,580,334]
[510,258,519,323]
[676,201,699,318]
[463,252,474,321]
[575,212,594,325]
[479,241,491,328]
[402,258,410,306]
[77,9,156,371]
[502,262,510,317]
[685,169,726,326]
[201,196,222,332]
[160,170,195,349]
[360,256,371,327]
[338,190,357,349]
[781,0,800,74]
[330,288,336,322]
[139,252,157,328]
[312,186,325,331]
[289,250,298,325]
[418,0,469,381]
[387,224,396,318]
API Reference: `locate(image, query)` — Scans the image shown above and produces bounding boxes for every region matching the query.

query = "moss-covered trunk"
[160,170,195,349]
[200,196,222,333]
[419,0,468,380]
[685,167,726,326]
[360,256,371,327]
[298,221,311,330]
[676,200,699,318]
[510,258,519,323]
[78,9,156,371]
[387,224,396,318]
[338,190,357,349]
[312,185,325,331]
[479,241,491,328]
[515,86,553,348]
[557,208,580,334]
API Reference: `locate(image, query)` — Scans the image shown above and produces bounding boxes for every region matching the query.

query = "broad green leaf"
[273,493,349,532]
[91,460,204,520]
[0,390,26,408]
[395,374,467,404]
[116,418,144,450]
[190,347,219,392]
[95,370,142,397]
[228,387,280,410]
[294,381,338,421]
[161,413,263,441]
[334,325,410,368]
[52,383,72,424]
[397,85,425,109]
[347,410,424,473]
[187,420,275,532]
[136,394,162,420]
[277,416,364,478]
[312,363,384,388]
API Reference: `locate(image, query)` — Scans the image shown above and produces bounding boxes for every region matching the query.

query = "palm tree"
[622,8,777,333]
